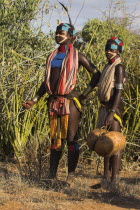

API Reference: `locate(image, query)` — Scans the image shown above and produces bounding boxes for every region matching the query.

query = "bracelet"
[32,95,40,103]
[110,109,116,113]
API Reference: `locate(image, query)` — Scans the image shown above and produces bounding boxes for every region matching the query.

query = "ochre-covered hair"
[56,23,76,38]
[57,2,76,39]
[106,37,124,53]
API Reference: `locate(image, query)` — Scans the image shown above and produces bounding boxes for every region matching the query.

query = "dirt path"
[0,161,139,210]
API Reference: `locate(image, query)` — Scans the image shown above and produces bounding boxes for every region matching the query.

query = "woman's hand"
[22,100,35,109]
[105,112,114,126]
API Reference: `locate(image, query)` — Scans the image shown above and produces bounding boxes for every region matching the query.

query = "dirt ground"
[0,158,140,210]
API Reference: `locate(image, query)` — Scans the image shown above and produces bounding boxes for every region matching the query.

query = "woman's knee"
[67,131,78,142]
[110,120,121,132]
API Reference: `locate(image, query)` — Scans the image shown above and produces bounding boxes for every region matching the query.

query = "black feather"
[58,1,72,25]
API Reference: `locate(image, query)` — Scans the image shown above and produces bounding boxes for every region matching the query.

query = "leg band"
[49,139,63,178]
[68,141,79,173]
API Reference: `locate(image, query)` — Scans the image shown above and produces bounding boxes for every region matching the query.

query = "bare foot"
[66,173,75,187]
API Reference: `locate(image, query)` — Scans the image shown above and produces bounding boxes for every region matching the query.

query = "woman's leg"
[49,139,63,179]
[67,100,81,176]
[104,156,111,179]
[109,120,122,182]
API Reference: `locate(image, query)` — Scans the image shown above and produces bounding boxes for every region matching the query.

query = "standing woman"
[97,37,125,183]
[22,22,100,182]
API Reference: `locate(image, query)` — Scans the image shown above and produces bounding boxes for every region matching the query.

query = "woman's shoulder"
[115,63,125,78]
[116,63,124,67]
[115,63,125,72]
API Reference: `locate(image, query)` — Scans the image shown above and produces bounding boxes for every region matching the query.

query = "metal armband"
[82,86,93,98]
[32,94,40,103]
[110,109,116,113]
[115,83,123,89]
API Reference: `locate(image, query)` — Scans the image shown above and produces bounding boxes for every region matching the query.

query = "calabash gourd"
[86,129,126,157]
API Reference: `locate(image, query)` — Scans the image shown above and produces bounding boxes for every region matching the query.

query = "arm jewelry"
[32,94,41,103]
[110,109,116,113]
[115,83,123,89]
[110,83,123,113]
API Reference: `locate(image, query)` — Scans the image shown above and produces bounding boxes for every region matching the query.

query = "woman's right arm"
[22,81,46,109]
[22,55,49,109]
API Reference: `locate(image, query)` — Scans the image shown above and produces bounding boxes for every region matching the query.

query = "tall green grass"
[0,1,139,168]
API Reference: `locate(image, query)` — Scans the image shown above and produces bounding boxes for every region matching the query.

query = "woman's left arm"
[105,64,125,126]
[78,52,100,101]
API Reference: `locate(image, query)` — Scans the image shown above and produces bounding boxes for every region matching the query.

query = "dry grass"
[0,158,140,210]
